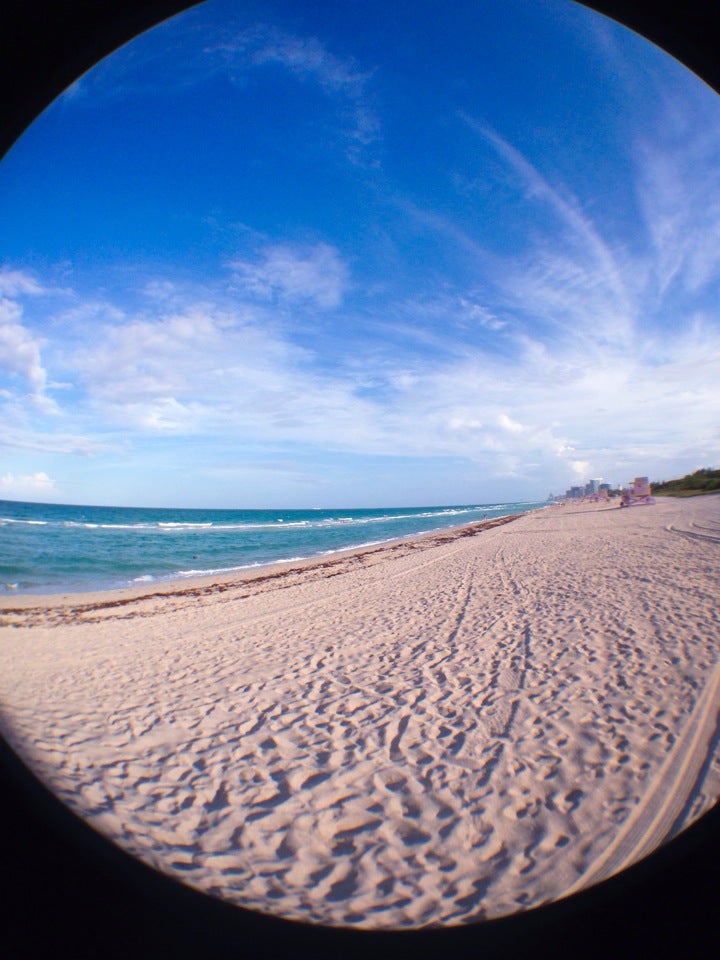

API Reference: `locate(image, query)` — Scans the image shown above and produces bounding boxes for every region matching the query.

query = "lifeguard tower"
[620,477,655,506]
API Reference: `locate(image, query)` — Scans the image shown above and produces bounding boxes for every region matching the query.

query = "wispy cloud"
[0,426,100,457]
[217,23,380,164]
[458,115,638,345]
[56,12,381,166]
[634,118,720,301]
[0,267,44,297]
[229,243,349,309]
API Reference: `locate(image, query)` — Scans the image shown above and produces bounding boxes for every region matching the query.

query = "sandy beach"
[1,495,719,929]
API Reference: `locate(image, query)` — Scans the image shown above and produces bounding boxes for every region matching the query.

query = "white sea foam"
[101,523,152,529]
[158,522,213,529]
[2,517,47,525]
[175,555,313,579]
[319,537,393,555]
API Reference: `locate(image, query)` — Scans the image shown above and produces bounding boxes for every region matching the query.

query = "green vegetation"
[651,468,720,497]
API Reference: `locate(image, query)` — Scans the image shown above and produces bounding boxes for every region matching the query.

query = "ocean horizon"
[0,498,548,596]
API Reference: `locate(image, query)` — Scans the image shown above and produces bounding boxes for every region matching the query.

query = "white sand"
[1,496,719,929]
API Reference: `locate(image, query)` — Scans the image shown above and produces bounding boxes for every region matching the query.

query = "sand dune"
[1,496,719,929]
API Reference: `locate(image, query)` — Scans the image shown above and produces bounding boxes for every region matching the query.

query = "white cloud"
[67,302,334,438]
[2,254,718,501]
[0,296,49,396]
[14,253,716,480]
[229,243,349,309]
[0,268,43,297]
[498,413,525,434]
[0,471,55,497]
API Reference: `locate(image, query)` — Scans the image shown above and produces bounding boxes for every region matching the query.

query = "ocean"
[0,499,547,596]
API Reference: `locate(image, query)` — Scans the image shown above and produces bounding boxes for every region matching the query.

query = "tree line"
[651,468,720,497]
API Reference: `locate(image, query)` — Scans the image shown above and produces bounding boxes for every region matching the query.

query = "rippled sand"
[1,496,718,929]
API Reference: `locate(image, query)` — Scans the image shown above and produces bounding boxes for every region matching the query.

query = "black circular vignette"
[1,3,719,958]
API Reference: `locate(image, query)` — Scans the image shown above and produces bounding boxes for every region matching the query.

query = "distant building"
[551,478,614,501]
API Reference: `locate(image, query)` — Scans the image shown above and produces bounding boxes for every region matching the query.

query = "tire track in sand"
[563,658,720,897]
[666,523,720,545]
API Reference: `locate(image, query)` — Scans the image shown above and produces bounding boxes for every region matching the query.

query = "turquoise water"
[0,499,547,596]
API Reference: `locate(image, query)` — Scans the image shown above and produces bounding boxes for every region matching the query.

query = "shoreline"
[1,494,718,929]
[0,511,528,616]
[1,502,548,602]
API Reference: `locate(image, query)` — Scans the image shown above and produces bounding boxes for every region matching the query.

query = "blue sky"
[1,0,719,508]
